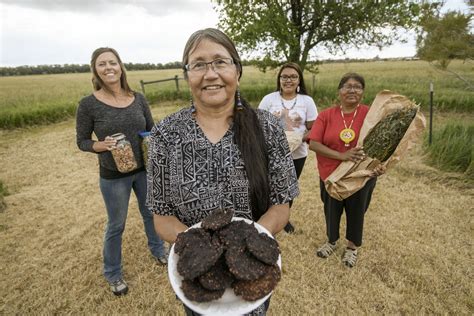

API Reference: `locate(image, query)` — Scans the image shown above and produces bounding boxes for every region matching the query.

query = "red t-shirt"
[307,104,369,181]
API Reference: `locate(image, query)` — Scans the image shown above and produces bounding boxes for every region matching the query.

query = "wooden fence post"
[140,80,145,95]
[429,82,434,145]
[174,75,180,92]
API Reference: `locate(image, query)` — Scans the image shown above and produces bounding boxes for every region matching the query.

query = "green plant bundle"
[363,107,417,162]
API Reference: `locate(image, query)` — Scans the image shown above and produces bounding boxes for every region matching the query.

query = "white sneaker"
[109,279,128,296]
[155,255,168,266]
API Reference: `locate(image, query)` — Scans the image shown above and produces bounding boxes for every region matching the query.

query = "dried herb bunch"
[363,107,417,162]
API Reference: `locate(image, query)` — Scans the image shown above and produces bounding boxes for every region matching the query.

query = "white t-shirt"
[258,91,318,159]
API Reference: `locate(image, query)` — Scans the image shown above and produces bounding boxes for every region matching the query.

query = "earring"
[236,88,244,111]
[297,86,300,93]
[190,98,196,113]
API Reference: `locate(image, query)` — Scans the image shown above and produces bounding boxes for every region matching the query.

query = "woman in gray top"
[76,47,166,296]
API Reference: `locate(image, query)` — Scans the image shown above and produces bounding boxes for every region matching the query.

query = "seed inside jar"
[111,143,137,173]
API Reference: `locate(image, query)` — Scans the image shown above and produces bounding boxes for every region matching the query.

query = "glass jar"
[110,133,137,173]
[139,131,151,167]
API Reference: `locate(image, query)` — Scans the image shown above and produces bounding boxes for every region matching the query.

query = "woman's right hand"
[340,146,365,162]
[103,136,118,151]
[153,215,189,244]
[93,136,117,152]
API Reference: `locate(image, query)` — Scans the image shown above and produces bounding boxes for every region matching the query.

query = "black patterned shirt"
[146,107,299,227]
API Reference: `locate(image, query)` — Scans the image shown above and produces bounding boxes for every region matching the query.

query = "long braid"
[233,94,270,220]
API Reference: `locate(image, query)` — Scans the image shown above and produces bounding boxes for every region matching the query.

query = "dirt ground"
[0,105,472,314]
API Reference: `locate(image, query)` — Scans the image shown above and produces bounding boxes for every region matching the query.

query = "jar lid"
[111,133,125,140]
[139,131,151,137]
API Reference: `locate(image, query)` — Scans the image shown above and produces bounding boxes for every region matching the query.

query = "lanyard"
[340,104,360,130]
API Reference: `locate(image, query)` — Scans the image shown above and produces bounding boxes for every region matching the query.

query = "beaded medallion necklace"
[339,104,360,147]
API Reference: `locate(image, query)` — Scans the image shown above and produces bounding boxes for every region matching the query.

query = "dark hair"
[182,28,270,220]
[90,47,133,96]
[276,62,308,95]
[337,72,365,90]
[182,28,242,80]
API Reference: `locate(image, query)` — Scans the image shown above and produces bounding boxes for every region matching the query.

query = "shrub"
[424,122,473,174]
[0,102,77,129]
[0,180,8,212]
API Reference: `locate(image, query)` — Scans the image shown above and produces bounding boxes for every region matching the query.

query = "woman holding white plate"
[147,28,299,315]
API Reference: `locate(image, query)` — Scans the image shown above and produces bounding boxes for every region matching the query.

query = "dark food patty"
[233,265,281,301]
[201,208,234,231]
[174,228,209,255]
[246,232,280,265]
[181,279,225,302]
[218,220,259,249]
[198,257,235,291]
[225,246,268,281]
[177,230,223,280]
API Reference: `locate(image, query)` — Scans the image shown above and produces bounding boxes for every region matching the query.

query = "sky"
[0,0,470,67]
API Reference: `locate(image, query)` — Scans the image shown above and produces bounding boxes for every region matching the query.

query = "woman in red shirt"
[308,73,384,268]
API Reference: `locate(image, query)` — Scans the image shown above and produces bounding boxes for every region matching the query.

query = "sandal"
[342,248,358,268]
[316,242,337,258]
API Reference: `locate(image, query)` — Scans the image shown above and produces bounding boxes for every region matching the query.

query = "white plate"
[168,217,282,315]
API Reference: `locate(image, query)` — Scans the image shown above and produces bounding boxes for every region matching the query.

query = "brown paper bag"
[285,130,304,153]
[325,90,426,201]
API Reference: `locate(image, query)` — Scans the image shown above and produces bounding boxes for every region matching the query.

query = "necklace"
[339,104,360,147]
[280,95,297,111]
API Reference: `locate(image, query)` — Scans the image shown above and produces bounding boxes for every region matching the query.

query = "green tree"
[213,0,439,71]
[417,11,473,69]
[416,9,473,88]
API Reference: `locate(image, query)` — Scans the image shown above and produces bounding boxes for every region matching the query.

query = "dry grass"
[0,102,472,314]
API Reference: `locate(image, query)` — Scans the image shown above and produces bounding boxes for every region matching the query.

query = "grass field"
[0,103,472,314]
[0,60,473,128]
[425,123,474,175]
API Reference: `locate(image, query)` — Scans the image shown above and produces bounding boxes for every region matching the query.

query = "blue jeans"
[99,171,165,283]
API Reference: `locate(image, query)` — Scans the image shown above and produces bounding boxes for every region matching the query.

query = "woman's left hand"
[302,131,310,143]
[371,164,386,177]
[257,203,290,235]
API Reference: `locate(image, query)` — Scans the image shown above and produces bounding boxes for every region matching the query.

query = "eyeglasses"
[280,75,299,82]
[185,58,234,74]
[341,84,364,92]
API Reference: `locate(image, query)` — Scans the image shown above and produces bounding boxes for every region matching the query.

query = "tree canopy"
[416,10,473,70]
[213,0,439,71]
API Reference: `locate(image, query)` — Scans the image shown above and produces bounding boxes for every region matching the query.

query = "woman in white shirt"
[258,62,318,233]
